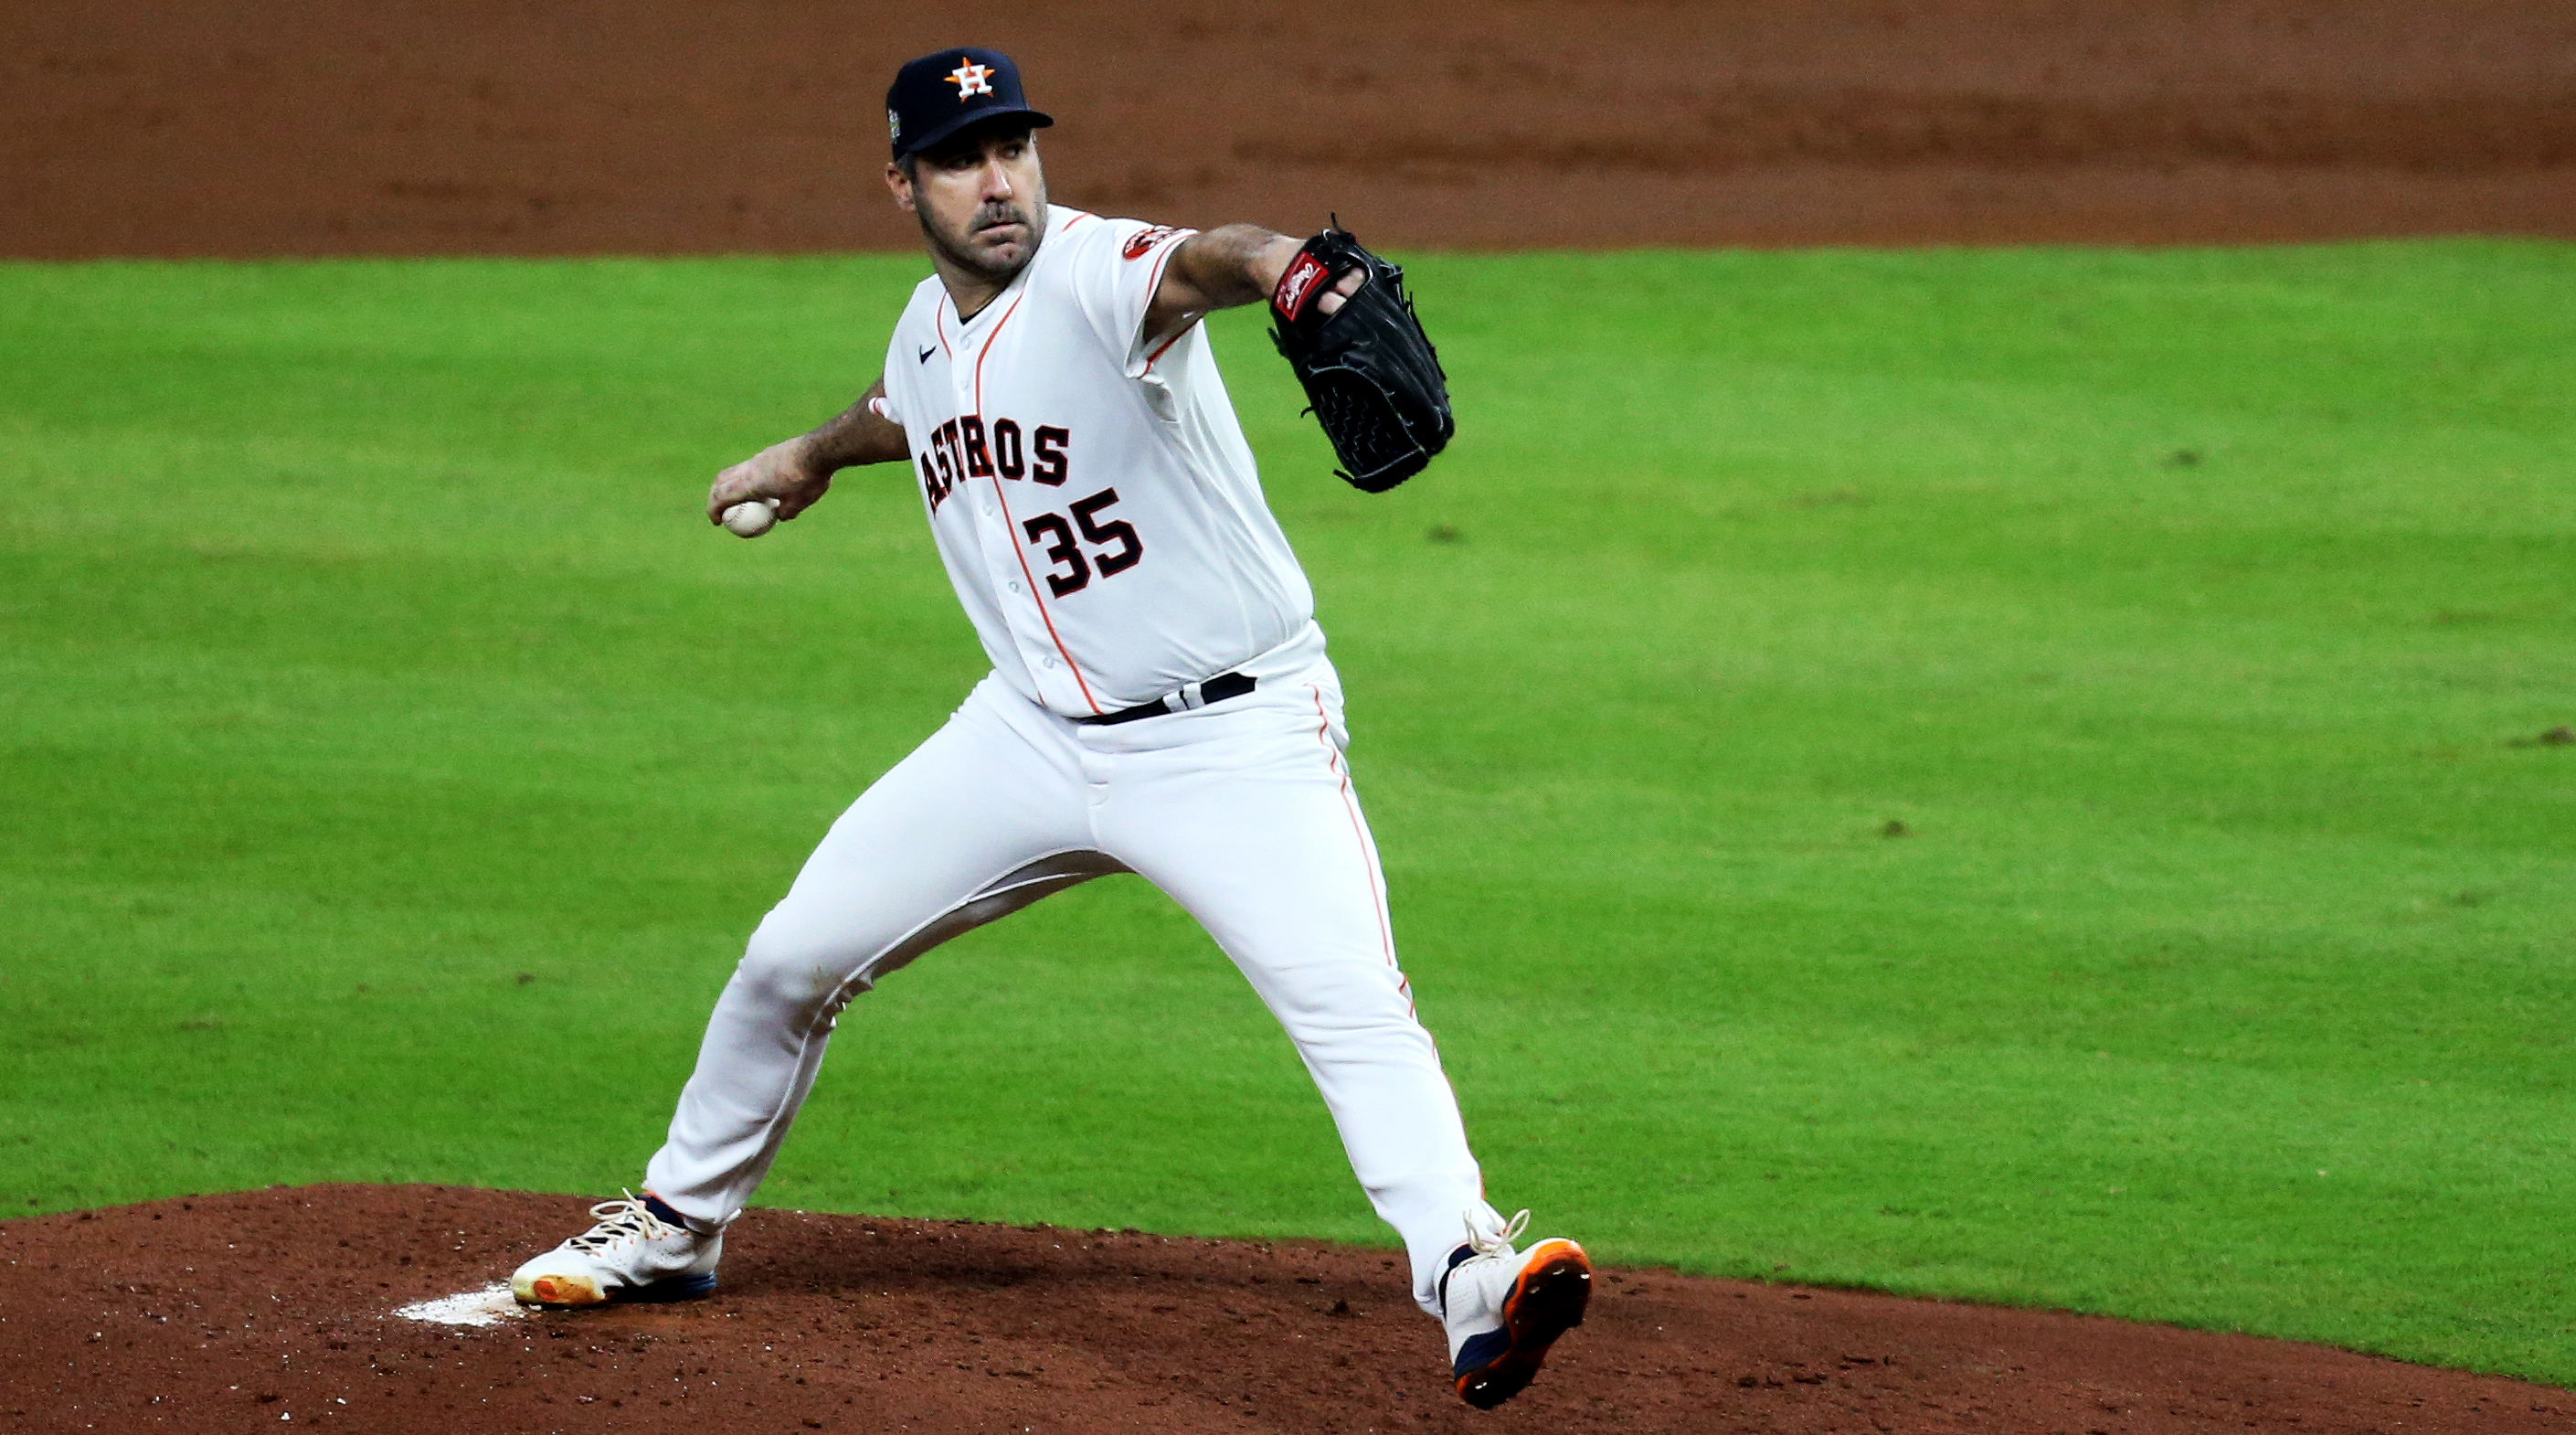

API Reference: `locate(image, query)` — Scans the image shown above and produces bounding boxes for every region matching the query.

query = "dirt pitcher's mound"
[1,1186,2567,1434]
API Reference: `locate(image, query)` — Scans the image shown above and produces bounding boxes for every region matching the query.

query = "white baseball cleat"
[510,1192,722,1306]
[1438,1208,1591,1409]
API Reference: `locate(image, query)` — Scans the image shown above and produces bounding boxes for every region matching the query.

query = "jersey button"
[1007,580,1022,594]
[1042,655,1057,669]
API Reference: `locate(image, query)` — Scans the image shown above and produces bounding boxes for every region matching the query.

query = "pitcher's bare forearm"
[1170,225,1304,311]
[801,377,911,473]
[1145,225,1361,353]
[705,375,908,525]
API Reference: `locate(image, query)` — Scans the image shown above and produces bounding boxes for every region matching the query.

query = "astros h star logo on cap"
[948,58,994,100]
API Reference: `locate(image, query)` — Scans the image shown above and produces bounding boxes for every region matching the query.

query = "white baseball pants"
[641,666,1495,1313]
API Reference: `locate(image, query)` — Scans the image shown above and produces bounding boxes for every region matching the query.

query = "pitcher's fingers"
[1317,269,1365,316]
[707,463,763,524]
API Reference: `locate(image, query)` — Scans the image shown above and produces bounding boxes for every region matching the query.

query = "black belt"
[1077,672,1256,726]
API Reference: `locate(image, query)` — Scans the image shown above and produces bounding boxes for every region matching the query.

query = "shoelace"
[1439,1207,1536,1319]
[564,1191,680,1253]
[1465,1207,1531,1260]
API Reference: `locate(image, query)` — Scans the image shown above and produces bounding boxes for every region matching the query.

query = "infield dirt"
[5,1186,2570,1435]
[4,0,2572,257]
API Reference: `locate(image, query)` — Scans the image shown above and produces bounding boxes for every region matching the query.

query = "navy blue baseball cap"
[886,48,1053,161]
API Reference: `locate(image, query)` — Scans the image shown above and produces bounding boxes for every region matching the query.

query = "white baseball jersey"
[877,204,1323,718]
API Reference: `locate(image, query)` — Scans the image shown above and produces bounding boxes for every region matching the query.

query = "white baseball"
[722,499,779,538]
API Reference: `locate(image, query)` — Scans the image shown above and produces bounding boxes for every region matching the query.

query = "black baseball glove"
[1268,225,1454,493]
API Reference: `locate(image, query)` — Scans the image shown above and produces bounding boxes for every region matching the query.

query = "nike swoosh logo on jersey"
[918,345,937,363]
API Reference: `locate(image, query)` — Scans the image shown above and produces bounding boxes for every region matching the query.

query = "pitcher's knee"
[734,915,872,1023]
[1280,1007,1440,1066]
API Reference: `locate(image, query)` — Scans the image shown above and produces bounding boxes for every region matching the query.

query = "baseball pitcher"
[509,46,1586,1410]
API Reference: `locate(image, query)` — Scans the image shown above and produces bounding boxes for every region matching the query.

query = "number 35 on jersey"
[918,415,1143,599]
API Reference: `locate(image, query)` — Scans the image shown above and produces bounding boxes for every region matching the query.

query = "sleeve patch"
[1122,225,1184,260]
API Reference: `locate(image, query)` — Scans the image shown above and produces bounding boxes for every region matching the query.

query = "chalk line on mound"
[395,1284,528,1327]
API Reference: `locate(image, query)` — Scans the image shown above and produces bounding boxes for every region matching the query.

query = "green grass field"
[2,240,2570,1382]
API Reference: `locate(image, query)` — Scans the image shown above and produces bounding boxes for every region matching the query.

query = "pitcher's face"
[890,125,1047,285]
